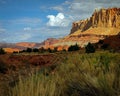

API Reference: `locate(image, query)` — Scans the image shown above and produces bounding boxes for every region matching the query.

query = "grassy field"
[8,51,120,96]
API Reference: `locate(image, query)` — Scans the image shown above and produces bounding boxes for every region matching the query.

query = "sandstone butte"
[16,42,37,48]
[47,7,120,49]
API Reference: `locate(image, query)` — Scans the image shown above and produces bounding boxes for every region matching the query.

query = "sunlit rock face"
[51,8,120,49]
[70,8,120,34]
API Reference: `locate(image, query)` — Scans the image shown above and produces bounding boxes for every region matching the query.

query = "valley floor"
[0,51,120,96]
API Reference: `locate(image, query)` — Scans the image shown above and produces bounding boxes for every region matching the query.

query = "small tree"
[0,48,6,54]
[19,50,26,53]
[53,47,58,53]
[98,40,104,44]
[26,48,32,53]
[47,48,52,53]
[101,43,109,50]
[85,42,95,53]
[39,47,46,53]
[33,48,39,52]
[0,58,8,74]
[13,51,19,54]
[68,43,79,51]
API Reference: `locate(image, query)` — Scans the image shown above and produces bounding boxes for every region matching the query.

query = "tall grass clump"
[10,51,120,96]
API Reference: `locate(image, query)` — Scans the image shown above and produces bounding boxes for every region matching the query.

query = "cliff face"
[52,8,120,49]
[71,8,120,34]
[42,38,59,49]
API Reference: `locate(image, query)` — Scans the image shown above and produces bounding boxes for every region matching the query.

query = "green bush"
[101,43,109,50]
[0,58,8,74]
[0,48,6,54]
[26,48,32,53]
[47,48,52,53]
[68,43,80,51]
[33,48,39,52]
[85,42,95,53]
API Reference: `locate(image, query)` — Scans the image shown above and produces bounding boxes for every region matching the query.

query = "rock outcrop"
[103,34,120,50]
[70,8,120,34]
[52,8,120,49]
[42,38,59,49]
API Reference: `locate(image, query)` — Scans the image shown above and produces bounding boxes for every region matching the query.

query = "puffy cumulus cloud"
[47,13,70,27]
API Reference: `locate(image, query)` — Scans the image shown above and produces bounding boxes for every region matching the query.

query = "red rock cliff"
[71,8,120,34]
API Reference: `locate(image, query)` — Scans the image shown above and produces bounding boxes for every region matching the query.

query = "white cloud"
[23,27,31,31]
[47,13,70,27]
[51,6,64,11]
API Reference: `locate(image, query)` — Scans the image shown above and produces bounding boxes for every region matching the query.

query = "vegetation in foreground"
[9,51,120,96]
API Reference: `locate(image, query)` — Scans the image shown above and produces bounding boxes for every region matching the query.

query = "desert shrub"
[33,48,39,52]
[101,43,109,50]
[53,47,58,53]
[9,52,120,96]
[13,51,19,54]
[68,43,79,51]
[26,48,32,53]
[98,40,104,44]
[19,50,26,53]
[62,49,66,52]
[0,48,6,54]
[47,48,52,53]
[39,47,46,53]
[85,42,95,53]
[0,58,8,74]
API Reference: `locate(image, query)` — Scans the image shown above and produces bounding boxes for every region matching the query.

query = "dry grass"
[9,51,120,96]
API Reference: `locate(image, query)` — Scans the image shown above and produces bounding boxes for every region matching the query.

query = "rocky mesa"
[70,8,120,35]
[51,8,120,48]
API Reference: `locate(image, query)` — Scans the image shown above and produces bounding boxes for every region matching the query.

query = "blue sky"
[0,0,120,43]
